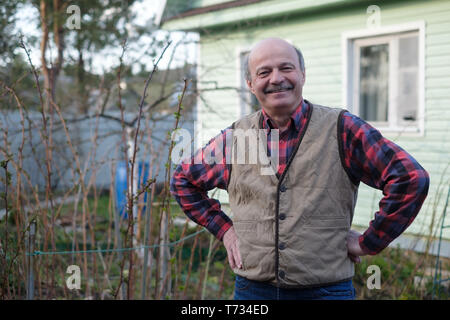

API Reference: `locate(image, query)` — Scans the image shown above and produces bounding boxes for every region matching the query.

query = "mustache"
[264,83,294,94]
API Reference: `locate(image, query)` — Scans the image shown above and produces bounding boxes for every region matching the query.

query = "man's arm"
[170,128,233,241]
[170,128,243,269]
[341,112,430,255]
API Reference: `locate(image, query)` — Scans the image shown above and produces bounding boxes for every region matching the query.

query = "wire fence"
[27,228,207,256]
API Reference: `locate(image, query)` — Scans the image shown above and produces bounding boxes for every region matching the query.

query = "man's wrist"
[217,221,233,242]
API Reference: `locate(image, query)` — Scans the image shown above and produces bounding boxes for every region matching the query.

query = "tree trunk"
[39,0,65,110]
[39,0,51,112]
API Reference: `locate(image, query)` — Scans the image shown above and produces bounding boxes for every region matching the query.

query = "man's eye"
[258,71,269,77]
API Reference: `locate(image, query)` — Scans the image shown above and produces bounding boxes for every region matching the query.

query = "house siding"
[191,0,450,240]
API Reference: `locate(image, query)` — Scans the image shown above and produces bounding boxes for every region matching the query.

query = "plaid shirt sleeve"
[340,112,430,255]
[170,127,233,241]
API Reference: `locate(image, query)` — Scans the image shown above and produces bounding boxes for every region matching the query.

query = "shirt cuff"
[207,211,233,241]
[359,234,379,256]
[216,221,233,242]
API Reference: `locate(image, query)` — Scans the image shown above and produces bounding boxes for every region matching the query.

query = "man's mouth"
[264,84,293,94]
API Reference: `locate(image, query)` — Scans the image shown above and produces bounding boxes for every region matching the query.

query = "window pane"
[359,44,389,122]
[399,36,418,68]
[398,36,418,123]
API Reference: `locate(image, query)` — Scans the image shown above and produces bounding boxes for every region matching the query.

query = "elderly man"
[170,38,429,300]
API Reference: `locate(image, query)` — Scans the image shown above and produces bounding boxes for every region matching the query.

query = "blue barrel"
[115,161,150,219]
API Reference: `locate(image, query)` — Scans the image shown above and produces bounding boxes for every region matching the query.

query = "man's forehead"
[248,39,299,69]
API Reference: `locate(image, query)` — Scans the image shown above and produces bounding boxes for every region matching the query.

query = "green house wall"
[168,0,450,241]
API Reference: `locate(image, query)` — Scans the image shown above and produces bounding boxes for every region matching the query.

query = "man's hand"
[223,226,242,269]
[346,229,366,263]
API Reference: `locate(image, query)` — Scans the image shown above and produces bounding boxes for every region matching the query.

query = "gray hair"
[244,46,305,82]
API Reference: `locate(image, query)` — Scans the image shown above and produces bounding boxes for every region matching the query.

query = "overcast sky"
[14,0,197,73]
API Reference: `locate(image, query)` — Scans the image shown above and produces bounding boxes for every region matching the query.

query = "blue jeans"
[234,275,356,300]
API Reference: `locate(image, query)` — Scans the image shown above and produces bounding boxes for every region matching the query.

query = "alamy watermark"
[366,264,381,290]
[366,5,381,29]
[66,265,81,290]
[66,5,81,30]
[171,128,280,176]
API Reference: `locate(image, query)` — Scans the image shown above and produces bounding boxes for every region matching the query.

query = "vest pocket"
[234,220,273,272]
[303,217,349,228]
[233,220,254,232]
[293,222,351,281]
[234,221,254,271]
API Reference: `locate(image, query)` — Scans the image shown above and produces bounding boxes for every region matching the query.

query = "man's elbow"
[419,167,430,197]
[169,164,183,194]
[411,166,430,207]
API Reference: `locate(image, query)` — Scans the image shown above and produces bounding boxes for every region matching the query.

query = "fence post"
[159,210,171,299]
[112,190,127,300]
[26,220,35,300]
[201,234,214,300]
[141,192,153,300]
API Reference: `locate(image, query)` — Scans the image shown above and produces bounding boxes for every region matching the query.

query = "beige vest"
[228,103,359,288]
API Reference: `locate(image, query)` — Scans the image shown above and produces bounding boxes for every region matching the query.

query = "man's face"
[246,39,305,114]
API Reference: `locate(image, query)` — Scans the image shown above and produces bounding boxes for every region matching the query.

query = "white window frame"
[342,21,425,136]
[236,47,254,117]
[194,37,203,148]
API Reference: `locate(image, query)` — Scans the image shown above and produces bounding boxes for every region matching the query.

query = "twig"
[156,77,189,299]
[114,39,130,300]
[19,35,56,298]
[128,40,173,300]
[182,227,201,299]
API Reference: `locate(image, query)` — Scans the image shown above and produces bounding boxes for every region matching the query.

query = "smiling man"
[245,38,305,130]
[170,38,429,300]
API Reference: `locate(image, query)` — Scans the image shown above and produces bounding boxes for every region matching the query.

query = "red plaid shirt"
[170,100,429,255]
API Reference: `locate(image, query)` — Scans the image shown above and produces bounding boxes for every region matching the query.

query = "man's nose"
[269,68,284,84]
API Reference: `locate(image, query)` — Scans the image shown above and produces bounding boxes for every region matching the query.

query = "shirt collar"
[261,99,307,132]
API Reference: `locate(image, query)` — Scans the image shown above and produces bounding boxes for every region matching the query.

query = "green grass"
[353,245,449,300]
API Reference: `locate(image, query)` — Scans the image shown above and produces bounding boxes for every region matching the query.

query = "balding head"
[244,38,305,81]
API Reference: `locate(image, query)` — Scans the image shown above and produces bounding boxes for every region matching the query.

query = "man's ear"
[301,70,306,86]
[246,79,255,94]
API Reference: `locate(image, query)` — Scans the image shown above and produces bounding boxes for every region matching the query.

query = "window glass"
[398,36,418,123]
[359,44,389,122]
